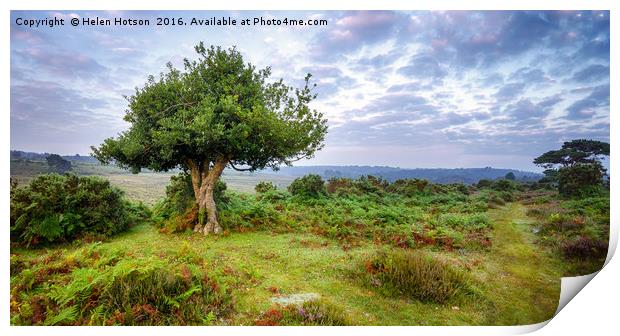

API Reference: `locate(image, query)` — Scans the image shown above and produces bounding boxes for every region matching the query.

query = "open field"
[10,160,294,205]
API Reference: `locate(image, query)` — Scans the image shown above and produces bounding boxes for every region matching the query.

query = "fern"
[202,311,216,326]
[49,268,99,306]
[175,285,202,302]
[45,305,78,326]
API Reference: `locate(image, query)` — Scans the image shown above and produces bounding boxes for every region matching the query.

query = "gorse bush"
[255,181,277,193]
[558,163,605,198]
[288,174,326,197]
[10,174,146,246]
[362,249,473,303]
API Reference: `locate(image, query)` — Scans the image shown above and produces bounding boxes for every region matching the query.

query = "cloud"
[398,54,447,81]
[566,84,610,119]
[572,64,609,83]
[14,48,107,80]
[494,82,525,101]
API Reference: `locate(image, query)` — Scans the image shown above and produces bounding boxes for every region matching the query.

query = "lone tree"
[92,43,328,234]
[533,139,609,196]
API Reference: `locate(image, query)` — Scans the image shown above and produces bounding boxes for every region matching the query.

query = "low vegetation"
[521,191,609,275]
[361,249,474,303]
[255,299,349,326]
[10,242,232,325]
[9,138,610,326]
[10,174,149,247]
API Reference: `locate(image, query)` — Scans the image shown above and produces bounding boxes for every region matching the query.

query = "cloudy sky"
[10,10,609,171]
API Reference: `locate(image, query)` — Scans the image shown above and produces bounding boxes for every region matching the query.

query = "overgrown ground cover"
[10,204,564,326]
[9,167,609,326]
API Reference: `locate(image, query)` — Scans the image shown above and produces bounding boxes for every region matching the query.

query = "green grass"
[11,202,565,326]
[11,161,594,326]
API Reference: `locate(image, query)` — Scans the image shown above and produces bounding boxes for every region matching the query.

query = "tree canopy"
[92,43,328,234]
[533,139,609,197]
[533,139,610,168]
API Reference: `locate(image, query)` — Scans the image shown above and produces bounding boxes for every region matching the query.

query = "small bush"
[437,213,490,231]
[326,177,357,195]
[388,178,429,196]
[10,174,144,246]
[288,174,326,197]
[255,181,277,193]
[362,249,472,303]
[562,236,608,259]
[558,163,605,198]
[102,266,231,325]
[255,299,348,326]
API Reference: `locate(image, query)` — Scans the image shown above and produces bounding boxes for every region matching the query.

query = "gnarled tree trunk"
[187,157,227,235]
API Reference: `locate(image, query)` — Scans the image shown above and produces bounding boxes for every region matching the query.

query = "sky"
[10,10,610,171]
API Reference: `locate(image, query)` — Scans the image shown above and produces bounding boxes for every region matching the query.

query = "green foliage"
[46,154,72,174]
[504,172,516,180]
[533,139,609,168]
[362,249,473,303]
[255,181,277,193]
[10,174,145,246]
[288,174,326,197]
[92,43,328,173]
[102,266,231,325]
[558,163,605,198]
[525,192,609,274]
[533,139,609,198]
[437,213,490,231]
[10,243,233,326]
[491,179,519,192]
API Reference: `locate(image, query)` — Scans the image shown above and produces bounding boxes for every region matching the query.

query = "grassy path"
[478,202,564,325]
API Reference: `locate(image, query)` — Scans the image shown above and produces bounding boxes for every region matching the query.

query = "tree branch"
[229,163,253,172]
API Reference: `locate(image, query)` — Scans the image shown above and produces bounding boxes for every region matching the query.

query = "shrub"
[102,266,231,325]
[10,174,143,246]
[354,175,389,194]
[256,189,289,202]
[562,236,607,259]
[558,163,605,198]
[288,174,326,197]
[362,249,472,303]
[255,181,277,193]
[492,179,518,192]
[388,179,429,196]
[476,179,493,188]
[437,213,490,231]
[255,299,348,326]
[325,177,357,195]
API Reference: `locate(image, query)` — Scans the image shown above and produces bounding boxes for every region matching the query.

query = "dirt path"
[479,202,565,325]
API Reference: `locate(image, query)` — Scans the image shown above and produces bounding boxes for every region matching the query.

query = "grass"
[11,162,600,326]
[473,203,563,325]
[11,202,566,325]
[361,249,474,303]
